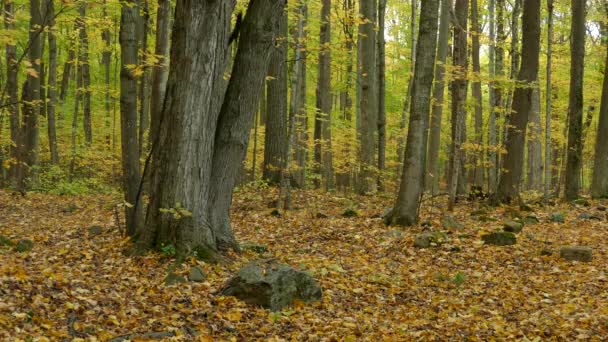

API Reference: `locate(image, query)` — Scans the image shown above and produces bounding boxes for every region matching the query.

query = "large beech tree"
[134,0,286,255]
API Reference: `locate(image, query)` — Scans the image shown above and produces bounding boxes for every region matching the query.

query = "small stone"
[573,199,590,207]
[14,239,33,252]
[270,209,281,217]
[241,242,269,254]
[414,232,435,248]
[577,213,602,221]
[550,212,565,223]
[316,212,329,219]
[342,208,358,218]
[481,232,516,246]
[449,246,462,252]
[61,203,79,213]
[164,272,186,286]
[519,203,533,212]
[441,215,464,230]
[597,205,607,212]
[421,220,433,228]
[540,248,553,256]
[188,266,207,282]
[503,221,524,233]
[524,215,540,225]
[560,246,592,262]
[384,230,403,238]
[380,208,393,224]
[88,225,103,236]
[0,235,13,247]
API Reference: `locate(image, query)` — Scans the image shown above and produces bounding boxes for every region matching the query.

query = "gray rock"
[14,239,33,252]
[384,230,403,238]
[597,205,606,212]
[577,213,602,221]
[540,248,553,256]
[414,232,435,248]
[88,225,103,236]
[342,208,358,218]
[164,272,186,286]
[481,232,516,246]
[560,246,592,262]
[573,199,590,207]
[316,212,329,219]
[241,242,269,254]
[524,215,540,224]
[220,259,322,311]
[441,215,464,230]
[503,221,524,233]
[519,203,533,212]
[188,266,207,282]
[550,212,565,223]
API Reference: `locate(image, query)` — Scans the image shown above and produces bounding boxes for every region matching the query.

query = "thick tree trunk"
[5,0,21,185]
[447,0,469,211]
[377,0,387,190]
[120,0,143,235]
[22,0,43,189]
[471,0,483,187]
[292,1,308,189]
[544,0,553,200]
[389,0,439,226]
[47,0,59,164]
[503,0,521,149]
[315,0,333,190]
[564,0,586,201]
[263,10,288,185]
[426,0,450,195]
[592,25,608,198]
[527,86,542,190]
[357,0,378,194]
[494,0,540,204]
[78,4,92,146]
[139,0,285,256]
[149,0,171,146]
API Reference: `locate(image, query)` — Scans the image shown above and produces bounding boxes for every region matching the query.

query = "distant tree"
[377,0,387,190]
[5,0,21,186]
[592,22,608,198]
[471,0,484,187]
[46,0,59,164]
[544,0,554,200]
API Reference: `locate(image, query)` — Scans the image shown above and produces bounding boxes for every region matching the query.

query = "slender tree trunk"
[527,85,542,190]
[22,0,43,190]
[59,38,75,103]
[357,0,378,194]
[340,0,354,121]
[564,0,586,201]
[397,0,417,167]
[316,0,333,190]
[47,0,58,164]
[426,0,450,194]
[503,0,521,150]
[78,4,92,146]
[389,0,439,226]
[5,0,21,185]
[493,0,541,204]
[138,0,150,153]
[102,1,113,147]
[471,0,483,187]
[263,10,288,185]
[139,0,285,255]
[447,0,469,211]
[377,0,387,190]
[120,0,143,235]
[149,0,171,146]
[592,15,608,198]
[544,0,553,200]
[489,0,505,192]
[292,0,308,189]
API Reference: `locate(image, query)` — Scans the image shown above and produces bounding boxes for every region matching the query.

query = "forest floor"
[0,187,607,341]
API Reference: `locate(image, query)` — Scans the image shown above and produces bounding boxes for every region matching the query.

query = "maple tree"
[0,0,607,340]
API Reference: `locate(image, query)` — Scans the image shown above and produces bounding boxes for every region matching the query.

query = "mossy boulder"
[441,215,464,230]
[577,213,602,221]
[241,242,269,254]
[0,235,14,247]
[342,208,358,218]
[524,215,540,225]
[220,259,322,311]
[560,246,592,262]
[481,232,516,246]
[188,266,207,282]
[14,239,33,252]
[88,225,103,236]
[503,221,524,233]
[549,212,565,223]
[164,272,186,286]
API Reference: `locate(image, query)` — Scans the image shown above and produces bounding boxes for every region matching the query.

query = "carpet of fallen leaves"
[1,187,607,341]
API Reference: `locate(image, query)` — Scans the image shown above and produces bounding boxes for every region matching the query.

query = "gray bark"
[544,0,553,200]
[5,0,21,185]
[377,0,387,190]
[47,0,58,164]
[79,4,92,146]
[138,0,150,153]
[102,0,113,146]
[564,0,586,201]
[426,0,450,194]
[150,0,171,146]
[471,0,483,187]
[292,1,308,189]
[527,86,542,190]
[592,19,608,198]
[389,0,439,226]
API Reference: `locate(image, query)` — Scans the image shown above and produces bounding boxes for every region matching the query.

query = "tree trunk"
[138,0,150,153]
[494,0,541,204]
[78,4,92,146]
[315,0,333,190]
[139,0,285,256]
[592,19,608,198]
[489,0,505,192]
[426,0,450,195]
[22,0,43,190]
[5,0,21,185]
[357,0,378,194]
[47,0,59,164]
[102,0,113,147]
[292,0,308,189]
[471,0,483,187]
[447,0,469,211]
[59,27,76,103]
[544,0,553,200]
[263,10,288,185]
[389,0,439,226]
[120,0,143,235]
[397,0,417,167]
[377,0,387,190]
[340,0,355,121]
[503,0,521,149]
[149,0,171,146]
[564,0,586,201]
[527,86,542,190]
